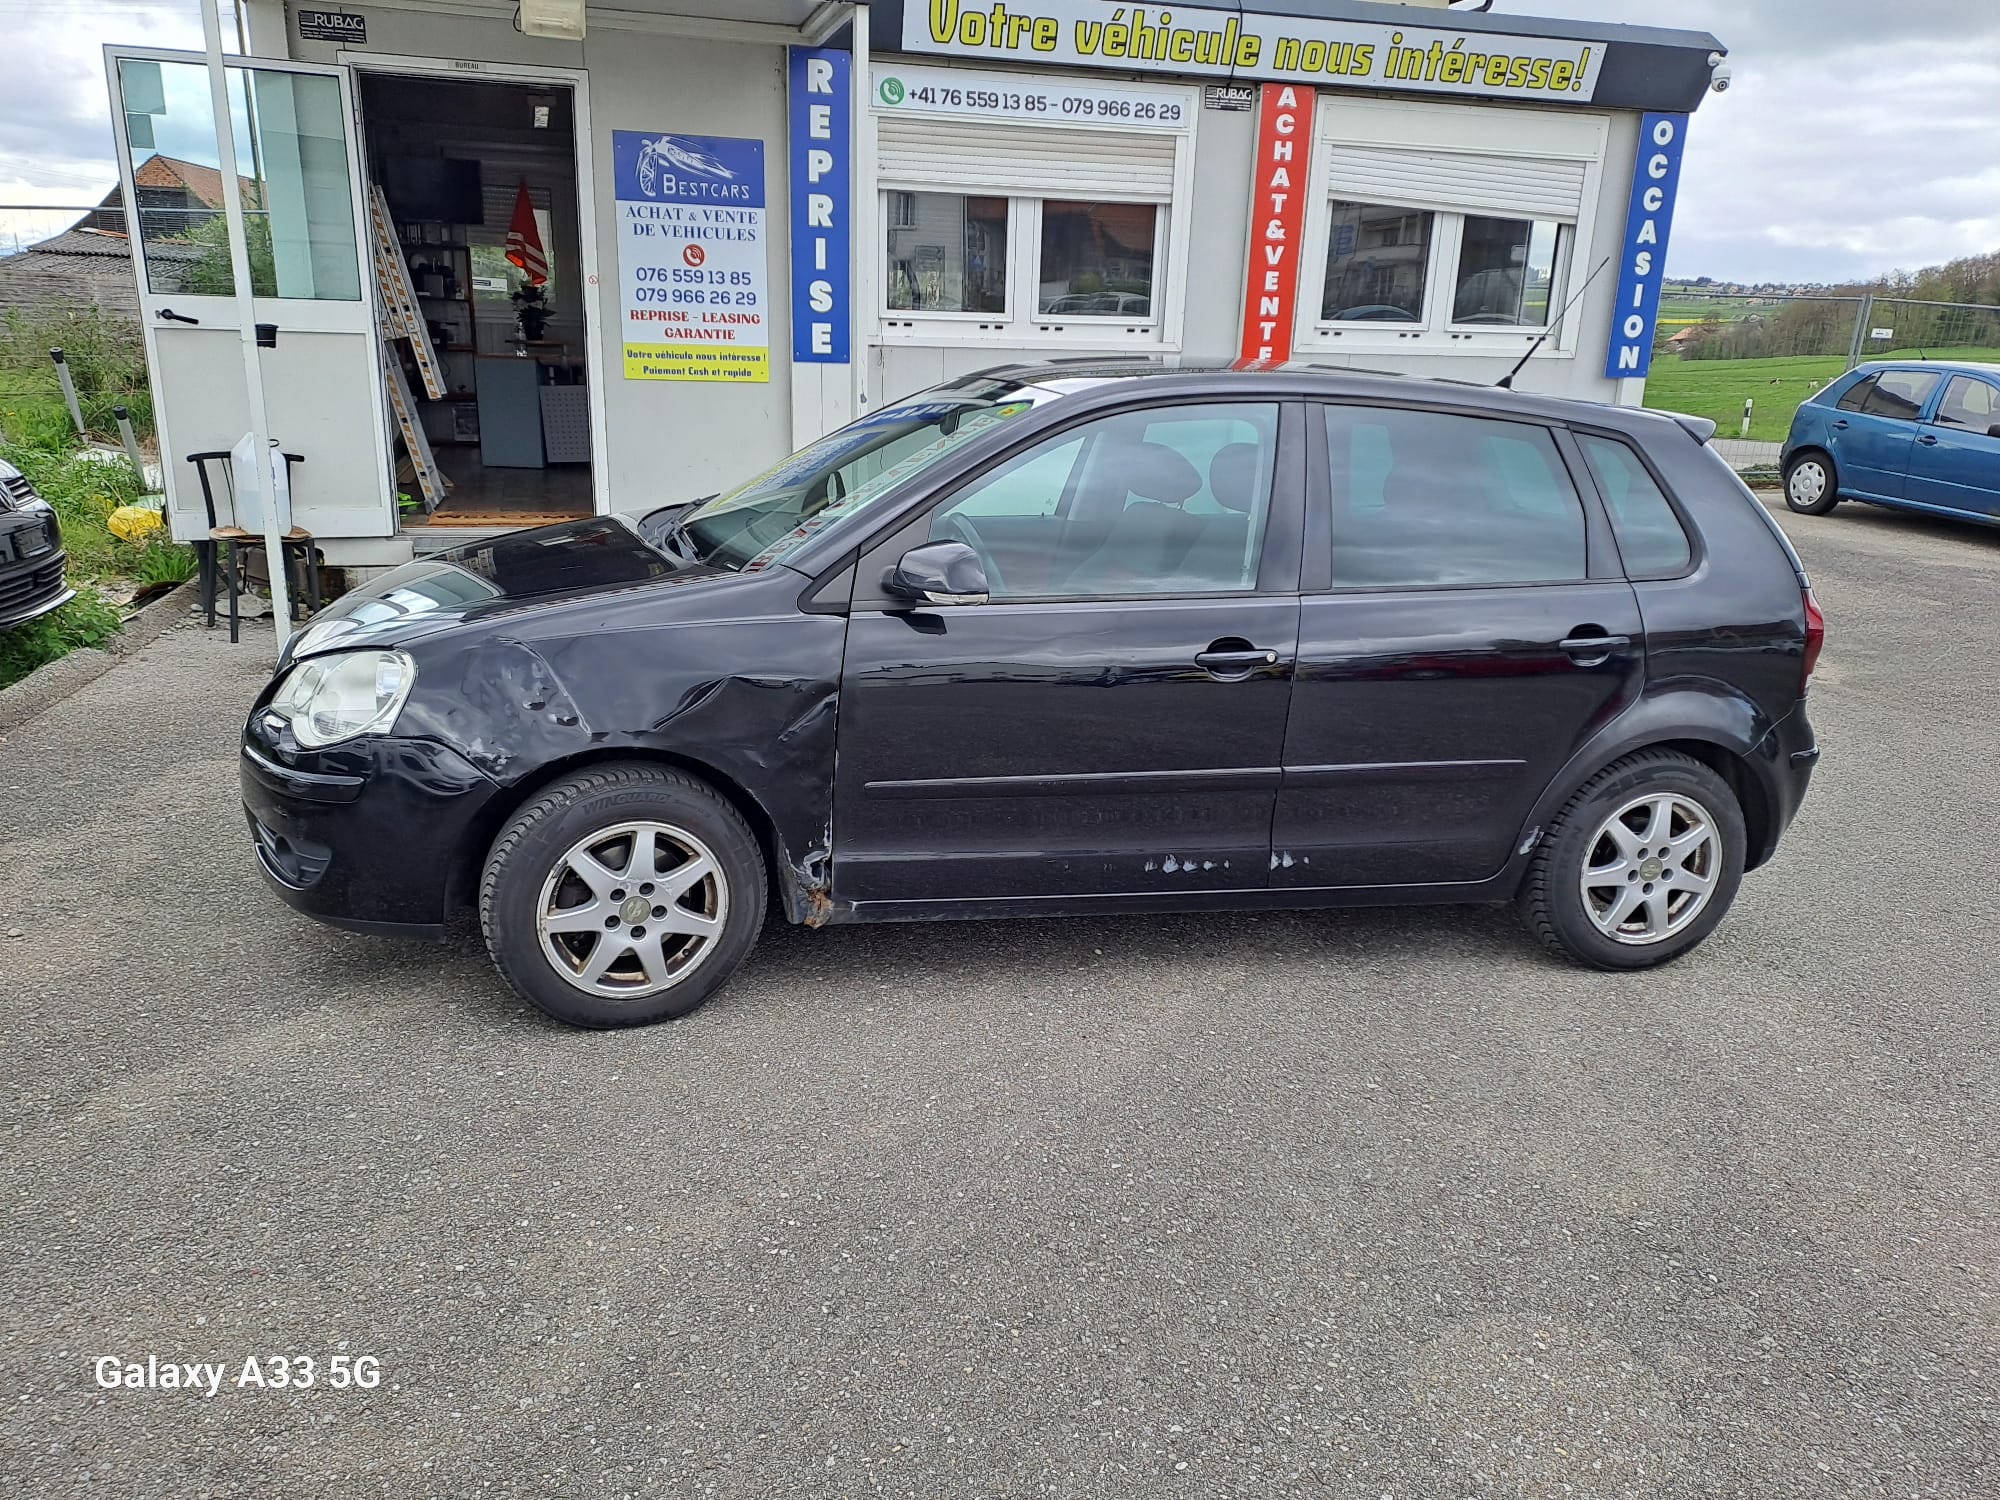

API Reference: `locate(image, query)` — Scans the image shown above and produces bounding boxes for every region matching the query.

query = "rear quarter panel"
[1628,433,1808,726]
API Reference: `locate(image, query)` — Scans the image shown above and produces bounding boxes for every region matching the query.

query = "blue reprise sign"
[789,47,851,363]
[1604,112,1689,381]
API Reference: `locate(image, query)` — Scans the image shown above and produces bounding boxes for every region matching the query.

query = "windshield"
[679,380,1055,571]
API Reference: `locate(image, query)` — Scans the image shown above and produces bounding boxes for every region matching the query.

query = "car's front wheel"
[1517,751,1746,970]
[479,763,766,1028]
[1783,450,1840,515]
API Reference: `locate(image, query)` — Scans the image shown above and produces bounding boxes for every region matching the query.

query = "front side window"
[1453,215,1560,326]
[1038,201,1157,318]
[1934,376,1999,430]
[1578,434,1692,576]
[678,380,1055,571]
[1322,202,1433,322]
[1862,369,1942,422]
[928,402,1280,598]
[1325,406,1586,589]
[885,192,1008,314]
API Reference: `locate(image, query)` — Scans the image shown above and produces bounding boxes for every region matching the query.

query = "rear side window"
[1834,375,1877,413]
[1861,369,1941,421]
[1578,435,1693,576]
[1324,406,1586,588]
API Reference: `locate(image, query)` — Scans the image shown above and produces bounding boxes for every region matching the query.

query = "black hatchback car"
[0,457,74,629]
[242,363,1822,1028]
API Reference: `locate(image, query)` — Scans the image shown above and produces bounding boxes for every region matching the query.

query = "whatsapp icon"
[878,77,906,105]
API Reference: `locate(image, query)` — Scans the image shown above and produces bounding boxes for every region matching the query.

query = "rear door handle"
[1917,434,1939,446]
[1559,632,1631,665]
[1831,419,1849,430]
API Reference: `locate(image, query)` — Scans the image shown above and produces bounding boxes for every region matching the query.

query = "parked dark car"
[1782,360,2000,525]
[0,456,74,629]
[242,362,1823,1029]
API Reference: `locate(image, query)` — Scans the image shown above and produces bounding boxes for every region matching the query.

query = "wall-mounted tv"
[381,156,483,225]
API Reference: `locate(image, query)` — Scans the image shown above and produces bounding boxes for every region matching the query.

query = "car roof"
[1853,359,2000,378]
[933,357,1700,442]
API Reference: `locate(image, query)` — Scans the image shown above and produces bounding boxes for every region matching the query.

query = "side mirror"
[1987,423,2000,440]
[886,540,989,606]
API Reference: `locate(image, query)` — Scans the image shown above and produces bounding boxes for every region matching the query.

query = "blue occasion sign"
[1604,112,1689,381]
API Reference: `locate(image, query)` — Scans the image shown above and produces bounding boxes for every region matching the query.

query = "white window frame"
[871,71,1197,352]
[1297,96,1609,359]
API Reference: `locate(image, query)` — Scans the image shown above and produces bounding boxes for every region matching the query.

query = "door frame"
[337,50,611,522]
[102,44,397,541]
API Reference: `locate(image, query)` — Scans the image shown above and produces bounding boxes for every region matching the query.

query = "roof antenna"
[1497,255,1614,389]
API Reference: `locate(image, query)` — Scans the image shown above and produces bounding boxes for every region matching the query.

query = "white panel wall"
[286,10,794,513]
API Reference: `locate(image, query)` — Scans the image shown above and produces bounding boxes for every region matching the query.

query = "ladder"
[365,181,450,512]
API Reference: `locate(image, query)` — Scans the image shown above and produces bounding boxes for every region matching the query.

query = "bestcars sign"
[1605,112,1689,381]
[905,1,1606,103]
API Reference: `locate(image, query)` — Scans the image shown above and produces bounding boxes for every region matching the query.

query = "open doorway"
[355,71,593,529]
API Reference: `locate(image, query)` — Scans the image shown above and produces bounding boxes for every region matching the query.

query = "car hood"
[284,514,731,662]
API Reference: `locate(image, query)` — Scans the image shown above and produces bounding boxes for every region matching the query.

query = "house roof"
[132,154,256,209]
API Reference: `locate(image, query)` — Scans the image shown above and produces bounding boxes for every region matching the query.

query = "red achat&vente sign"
[1238,84,1316,365]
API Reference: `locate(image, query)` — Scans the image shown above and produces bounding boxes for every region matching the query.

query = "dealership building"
[104,0,1727,567]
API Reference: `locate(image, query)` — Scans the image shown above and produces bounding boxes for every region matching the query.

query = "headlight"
[269,650,416,748]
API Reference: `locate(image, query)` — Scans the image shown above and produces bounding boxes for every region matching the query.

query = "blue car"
[1781,361,2000,525]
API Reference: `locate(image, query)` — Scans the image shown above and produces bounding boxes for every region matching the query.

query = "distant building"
[0,225,196,318]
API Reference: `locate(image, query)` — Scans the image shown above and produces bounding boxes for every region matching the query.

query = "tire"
[1783,450,1840,515]
[1517,750,1746,971]
[478,762,766,1028]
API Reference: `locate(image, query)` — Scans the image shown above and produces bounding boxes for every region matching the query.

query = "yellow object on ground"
[107,505,164,542]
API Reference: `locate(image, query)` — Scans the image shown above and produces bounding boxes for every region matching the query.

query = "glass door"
[106,49,394,544]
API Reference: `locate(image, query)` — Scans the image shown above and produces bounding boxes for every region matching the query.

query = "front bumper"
[240,731,500,939]
[0,551,73,629]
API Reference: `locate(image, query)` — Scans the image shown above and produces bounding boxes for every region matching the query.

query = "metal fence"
[1659,288,2000,369]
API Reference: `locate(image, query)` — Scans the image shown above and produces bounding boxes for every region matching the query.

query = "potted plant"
[512,282,550,342]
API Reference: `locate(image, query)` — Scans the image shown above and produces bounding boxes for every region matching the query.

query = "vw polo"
[242,363,1822,1028]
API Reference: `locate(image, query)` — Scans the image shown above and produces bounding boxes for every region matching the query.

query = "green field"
[1642,348,2000,444]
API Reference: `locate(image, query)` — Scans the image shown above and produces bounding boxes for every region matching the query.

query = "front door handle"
[1917,433,1940,446]
[1194,644,1280,677]
[1559,631,1631,666]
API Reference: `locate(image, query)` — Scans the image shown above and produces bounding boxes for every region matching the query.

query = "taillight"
[1801,585,1825,690]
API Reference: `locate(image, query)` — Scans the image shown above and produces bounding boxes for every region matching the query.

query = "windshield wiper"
[657,496,718,565]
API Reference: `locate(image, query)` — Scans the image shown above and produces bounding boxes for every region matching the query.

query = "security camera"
[1709,53,1733,93]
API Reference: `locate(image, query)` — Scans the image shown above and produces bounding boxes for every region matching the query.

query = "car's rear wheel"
[1783,450,1840,514]
[479,763,766,1028]
[1517,751,1746,970]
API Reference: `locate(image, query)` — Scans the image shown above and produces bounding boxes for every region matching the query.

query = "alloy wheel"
[1578,792,1720,946]
[535,820,728,998]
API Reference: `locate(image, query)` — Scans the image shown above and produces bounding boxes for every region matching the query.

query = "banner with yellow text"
[903,2,1606,103]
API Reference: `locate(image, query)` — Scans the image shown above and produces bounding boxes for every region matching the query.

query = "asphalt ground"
[1,496,1994,1498]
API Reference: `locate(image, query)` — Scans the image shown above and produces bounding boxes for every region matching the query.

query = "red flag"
[504,180,547,285]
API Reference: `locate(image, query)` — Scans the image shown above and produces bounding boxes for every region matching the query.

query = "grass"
[0,589,123,688]
[0,436,199,690]
[1643,346,2000,444]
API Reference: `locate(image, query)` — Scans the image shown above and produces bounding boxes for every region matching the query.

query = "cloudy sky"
[3,0,1998,284]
